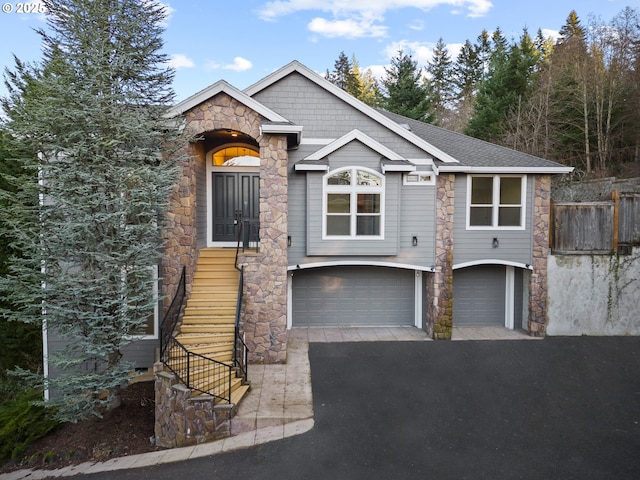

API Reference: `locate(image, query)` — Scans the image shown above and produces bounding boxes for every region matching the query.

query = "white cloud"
[409,19,425,31]
[158,2,176,24]
[308,17,387,39]
[166,53,195,69]
[541,28,560,42]
[205,57,253,72]
[223,57,253,72]
[205,61,221,71]
[384,40,435,67]
[258,0,493,22]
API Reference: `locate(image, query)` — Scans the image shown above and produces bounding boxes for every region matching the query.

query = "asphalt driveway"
[82,337,640,479]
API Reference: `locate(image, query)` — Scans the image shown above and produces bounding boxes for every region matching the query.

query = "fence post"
[549,198,554,249]
[612,189,620,251]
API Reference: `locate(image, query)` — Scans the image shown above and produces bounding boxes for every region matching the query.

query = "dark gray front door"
[212,172,259,242]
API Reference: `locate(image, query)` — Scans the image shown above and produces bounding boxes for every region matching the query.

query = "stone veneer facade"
[427,173,456,340]
[528,175,551,336]
[154,363,234,448]
[162,93,289,363]
[427,173,552,339]
[238,134,289,364]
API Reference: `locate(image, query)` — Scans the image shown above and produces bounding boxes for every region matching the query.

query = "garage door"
[453,265,505,326]
[292,266,415,327]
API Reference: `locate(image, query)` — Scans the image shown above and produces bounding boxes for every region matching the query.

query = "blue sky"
[0,0,635,103]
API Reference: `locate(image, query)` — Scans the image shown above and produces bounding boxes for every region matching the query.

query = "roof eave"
[438,166,575,174]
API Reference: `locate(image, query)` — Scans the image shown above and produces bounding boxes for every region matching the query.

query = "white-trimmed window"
[467,175,526,229]
[324,167,384,238]
[403,171,435,186]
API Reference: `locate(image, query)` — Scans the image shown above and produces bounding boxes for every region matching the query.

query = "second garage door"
[292,266,415,327]
[453,265,506,327]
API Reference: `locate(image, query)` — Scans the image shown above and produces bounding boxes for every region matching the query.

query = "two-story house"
[45,60,572,391]
[154,60,571,365]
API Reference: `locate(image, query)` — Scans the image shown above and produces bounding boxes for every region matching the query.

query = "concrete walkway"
[1,326,534,480]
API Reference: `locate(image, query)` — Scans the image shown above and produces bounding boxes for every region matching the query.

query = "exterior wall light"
[412,236,418,246]
[492,237,499,248]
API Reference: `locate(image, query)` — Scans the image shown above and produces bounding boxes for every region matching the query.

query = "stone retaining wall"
[154,363,234,448]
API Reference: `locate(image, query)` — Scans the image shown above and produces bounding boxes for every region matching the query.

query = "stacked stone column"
[239,134,289,363]
[427,173,455,340]
[528,175,551,336]
[162,142,198,307]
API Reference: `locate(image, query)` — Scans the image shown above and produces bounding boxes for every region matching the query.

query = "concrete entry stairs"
[168,247,250,406]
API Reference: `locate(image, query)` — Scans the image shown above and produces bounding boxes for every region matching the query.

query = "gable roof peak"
[244,60,459,164]
[166,79,288,123]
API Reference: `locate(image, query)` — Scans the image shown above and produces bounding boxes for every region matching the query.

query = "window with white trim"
[403,171,435,186]
[467,175,526,229]
[324,167,384,238]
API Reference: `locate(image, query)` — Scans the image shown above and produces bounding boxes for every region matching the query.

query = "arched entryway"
[203,129,260,247]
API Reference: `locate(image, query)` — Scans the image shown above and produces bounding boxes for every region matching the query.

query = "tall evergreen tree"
[0,0,182,421]
[466,29,539,142]
[426,38,455,126]
[0,130,42,375]
[326,52,360,97]
[382,50,434,122]
[476,29,492,79]
[450,39,482,131]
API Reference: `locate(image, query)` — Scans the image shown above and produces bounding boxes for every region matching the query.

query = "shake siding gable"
[250,73,428,160]
[453,174,533,266]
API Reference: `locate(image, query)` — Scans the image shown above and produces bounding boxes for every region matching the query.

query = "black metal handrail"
[159,266,186,361]
[234,223,249,385]
[233,265,248,383]
[159,220,251,403]
[162,335,235,402]
[159,264,242,403]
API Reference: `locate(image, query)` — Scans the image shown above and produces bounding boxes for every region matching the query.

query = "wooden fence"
[551,191,640,254]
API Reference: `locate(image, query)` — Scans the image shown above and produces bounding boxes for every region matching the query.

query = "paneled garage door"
[292,266,415,327]
[453,265,506,327]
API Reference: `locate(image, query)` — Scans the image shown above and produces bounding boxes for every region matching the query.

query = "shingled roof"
[378,109,573,174]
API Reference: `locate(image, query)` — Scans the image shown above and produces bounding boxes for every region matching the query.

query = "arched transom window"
[212,146,259,166]
[323,167,384,238]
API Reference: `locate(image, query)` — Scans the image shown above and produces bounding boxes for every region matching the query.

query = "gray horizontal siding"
[453,174,533,266]
[288,161,307,261]
[288,172,436,268]
[306,142,398,256]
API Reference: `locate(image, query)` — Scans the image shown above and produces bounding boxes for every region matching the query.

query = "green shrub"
[0,385,59,463]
